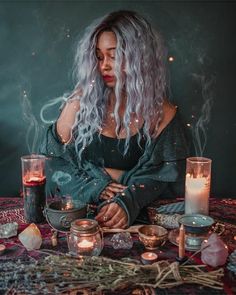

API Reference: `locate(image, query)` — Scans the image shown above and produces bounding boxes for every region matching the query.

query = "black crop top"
[82,131,146,170]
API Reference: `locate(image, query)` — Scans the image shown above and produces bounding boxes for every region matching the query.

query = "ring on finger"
[103,215,108,222]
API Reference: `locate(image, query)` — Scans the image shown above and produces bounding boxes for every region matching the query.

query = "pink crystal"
[201,233,228,267]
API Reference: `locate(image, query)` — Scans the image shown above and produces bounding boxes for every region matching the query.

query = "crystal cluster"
[0,222,18,238]
[110,232,133,249]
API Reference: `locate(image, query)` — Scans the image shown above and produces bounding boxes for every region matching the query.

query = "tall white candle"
[185,173,210,215]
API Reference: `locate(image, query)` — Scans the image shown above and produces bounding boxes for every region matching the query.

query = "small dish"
[178,214,214,234]
[138,225,168,250]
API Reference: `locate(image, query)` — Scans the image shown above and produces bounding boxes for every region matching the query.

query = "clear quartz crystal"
[110,232,133,249]
[0,222,18,238]
[18,223,42,250]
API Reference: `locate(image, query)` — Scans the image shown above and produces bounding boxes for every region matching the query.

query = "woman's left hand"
[95,203,128,229]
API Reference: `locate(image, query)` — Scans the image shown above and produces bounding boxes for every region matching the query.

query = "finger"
[106,185,126,194]
[96,203,117,224]
[110,216,128,229]
[95,204,111,222]
[99,191,108,200]
[102,205,125,227]
[103,215,127,228]
[109,183,128,190]
[95,205,109,221]
[103,189,116,199]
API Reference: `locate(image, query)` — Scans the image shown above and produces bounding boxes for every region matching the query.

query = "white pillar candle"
[185,174,210,215]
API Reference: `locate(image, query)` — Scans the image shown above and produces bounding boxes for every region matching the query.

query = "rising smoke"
[21,91,42,154]
[191,74,215,157]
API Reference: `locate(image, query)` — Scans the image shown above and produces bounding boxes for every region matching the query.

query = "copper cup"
[138,225,168,250]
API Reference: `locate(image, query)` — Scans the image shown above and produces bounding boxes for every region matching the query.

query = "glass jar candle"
[185,157,212,215]
[67,219,103,256]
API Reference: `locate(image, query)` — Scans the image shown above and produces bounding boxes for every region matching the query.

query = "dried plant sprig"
[0,254,224,294]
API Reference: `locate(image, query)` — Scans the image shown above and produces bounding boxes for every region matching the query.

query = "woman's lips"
[103,75,114,82]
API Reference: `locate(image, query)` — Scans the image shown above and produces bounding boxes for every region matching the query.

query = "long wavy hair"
[42,10,169,159]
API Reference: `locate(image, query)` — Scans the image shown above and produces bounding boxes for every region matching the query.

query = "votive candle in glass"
[67,219,103,256]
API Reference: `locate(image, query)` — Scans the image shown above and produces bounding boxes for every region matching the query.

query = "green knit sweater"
[40,111,190,226]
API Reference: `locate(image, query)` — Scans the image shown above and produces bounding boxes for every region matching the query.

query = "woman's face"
[96,31,117,88]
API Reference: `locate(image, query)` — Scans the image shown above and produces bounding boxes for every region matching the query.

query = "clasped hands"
[95,182,128,229]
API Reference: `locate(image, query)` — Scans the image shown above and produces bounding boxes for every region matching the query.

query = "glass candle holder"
[185,157,212,215]
[67,219,103,256]
[21,154,46,223]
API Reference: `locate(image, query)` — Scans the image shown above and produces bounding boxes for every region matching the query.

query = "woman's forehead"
[96,31,117,50]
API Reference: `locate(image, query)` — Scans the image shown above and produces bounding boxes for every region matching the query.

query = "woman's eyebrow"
[96,47,116,51]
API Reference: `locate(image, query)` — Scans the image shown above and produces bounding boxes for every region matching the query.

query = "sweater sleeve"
[114,113,190,225]
[39,124,112,207]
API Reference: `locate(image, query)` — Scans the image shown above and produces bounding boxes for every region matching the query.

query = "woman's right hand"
[99,182,127,200]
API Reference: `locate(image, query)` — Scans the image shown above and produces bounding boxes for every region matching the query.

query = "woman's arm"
[39,123,112,206]
[56,98,80,144]
[99,111,190,227]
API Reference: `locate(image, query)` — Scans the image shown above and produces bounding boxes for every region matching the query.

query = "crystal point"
[18,223,42,250]
[201,233,228,267]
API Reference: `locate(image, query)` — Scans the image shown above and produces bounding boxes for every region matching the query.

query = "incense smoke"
[191,74,215,157]
[52,171,72,186]
[21,91,42,154]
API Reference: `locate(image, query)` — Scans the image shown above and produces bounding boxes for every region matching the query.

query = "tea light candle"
[0,244,6,255]
[141,252,158,265]
[61,196,74,211]
[77,239,94,252]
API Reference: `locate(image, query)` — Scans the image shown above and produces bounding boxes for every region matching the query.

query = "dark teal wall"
[0,1,235,197]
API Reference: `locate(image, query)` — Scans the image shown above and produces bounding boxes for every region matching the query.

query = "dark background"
[0,0,235,197]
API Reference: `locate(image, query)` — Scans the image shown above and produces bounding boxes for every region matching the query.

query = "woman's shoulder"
[155,100,177,137]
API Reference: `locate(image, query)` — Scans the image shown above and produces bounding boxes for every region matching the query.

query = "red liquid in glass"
[23,176,46,223]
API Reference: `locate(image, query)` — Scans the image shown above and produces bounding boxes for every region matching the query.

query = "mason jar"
[67,219,103,256]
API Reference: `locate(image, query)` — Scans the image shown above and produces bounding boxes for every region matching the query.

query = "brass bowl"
[138,225,168,250]
[44,201,87,233]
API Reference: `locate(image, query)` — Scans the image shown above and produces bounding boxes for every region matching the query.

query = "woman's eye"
[96,55,103,61]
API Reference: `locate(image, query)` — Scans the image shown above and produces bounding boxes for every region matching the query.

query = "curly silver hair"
[41,10,169,159]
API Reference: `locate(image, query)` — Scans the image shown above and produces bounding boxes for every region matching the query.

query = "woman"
[40,10,189,229]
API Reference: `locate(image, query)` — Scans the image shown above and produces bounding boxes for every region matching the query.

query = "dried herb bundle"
[0,255,224,294]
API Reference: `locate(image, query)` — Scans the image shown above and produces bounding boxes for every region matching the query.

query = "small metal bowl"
[44,201,87,233]
[137,225,168,250]
[178,214,214,235]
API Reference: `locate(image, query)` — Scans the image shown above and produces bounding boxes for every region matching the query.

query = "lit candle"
[62,201,73,211]
[178,224,185,259]
[61,196,74,210]
[185,157,211,215]
[0,244,6,255]
[141,252,158,265]
[77,239,94,252]
[185,174,210,215]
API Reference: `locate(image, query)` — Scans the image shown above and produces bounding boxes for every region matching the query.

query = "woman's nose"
[101,57,112,70]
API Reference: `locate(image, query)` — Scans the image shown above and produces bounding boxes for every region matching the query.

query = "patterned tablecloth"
[0,197,236,295]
